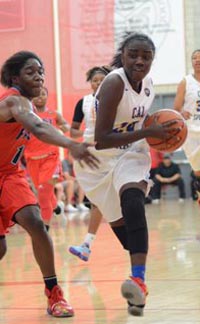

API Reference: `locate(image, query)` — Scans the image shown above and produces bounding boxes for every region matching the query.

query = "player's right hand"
[146,117,181,140]
[69,142,100,169]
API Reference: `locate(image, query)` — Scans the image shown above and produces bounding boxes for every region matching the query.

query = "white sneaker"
[65,204,78,213]
[179,198,184,203]
[77,203,90,212]
[152,199,160,204]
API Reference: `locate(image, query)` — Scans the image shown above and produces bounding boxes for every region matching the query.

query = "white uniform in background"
[74,67,154,222]
[182,74,200,171]
[82,94,95,143]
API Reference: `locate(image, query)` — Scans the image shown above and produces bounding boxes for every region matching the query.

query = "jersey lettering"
[132,106,145,118]
[11,145,25,165]
[16,128,30,140]
[42,117,53,124]
[113,120,140,134]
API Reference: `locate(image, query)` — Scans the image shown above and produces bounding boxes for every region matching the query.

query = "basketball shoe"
[121,277,148,316]
[45,285,74,317]
[69,243,91,261]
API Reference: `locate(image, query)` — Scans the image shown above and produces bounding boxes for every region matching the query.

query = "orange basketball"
[143,109,188,152]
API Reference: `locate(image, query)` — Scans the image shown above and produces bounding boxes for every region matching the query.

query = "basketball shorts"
[0,170,38,235]
[183,131,200,171]
[74,147,151,223]
[26,153,62,188]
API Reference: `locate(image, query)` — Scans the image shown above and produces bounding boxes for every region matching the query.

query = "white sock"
[84,233,96,247]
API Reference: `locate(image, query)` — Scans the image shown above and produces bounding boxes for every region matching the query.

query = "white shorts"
[183,131,200,171]
[74,146,151,223]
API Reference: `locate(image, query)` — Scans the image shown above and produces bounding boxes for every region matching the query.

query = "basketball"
[143,109,188,152]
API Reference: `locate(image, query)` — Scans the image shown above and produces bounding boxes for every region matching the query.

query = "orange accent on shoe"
[45,285,74,317]
[130,277,148,297]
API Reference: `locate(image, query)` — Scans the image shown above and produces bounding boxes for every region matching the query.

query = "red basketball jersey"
[25,108,59,158]
[0,88,31,174]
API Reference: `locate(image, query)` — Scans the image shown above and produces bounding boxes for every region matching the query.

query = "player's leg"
[119,182,148,316]
[69,205,102,261]
[172,178,186,201]
[0,236,7,260]
[151,178,162,203]
[65,179,78,212]
[37,156,61,229]
[14,205,74,317]
[0,218,7,259]
[76,184,90,212]
[2,173,74,318]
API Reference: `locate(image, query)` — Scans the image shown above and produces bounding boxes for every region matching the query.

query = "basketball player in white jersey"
[74,32,179,316]
[69,66,112,261]
[174,49,200,191]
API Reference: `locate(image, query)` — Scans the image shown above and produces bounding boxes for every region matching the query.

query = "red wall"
[0,0,114,124]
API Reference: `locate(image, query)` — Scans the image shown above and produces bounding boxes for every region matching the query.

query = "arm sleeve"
[72,98,84,123]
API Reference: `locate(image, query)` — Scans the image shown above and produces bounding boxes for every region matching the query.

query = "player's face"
[121,39,154,83]
[32,88,48,109]
[12,58,44,99]
[90,72,106,93]
[192,51,200,72]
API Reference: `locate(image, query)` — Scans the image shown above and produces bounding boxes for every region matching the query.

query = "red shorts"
[0,170,38,236]
[26,153,63,189]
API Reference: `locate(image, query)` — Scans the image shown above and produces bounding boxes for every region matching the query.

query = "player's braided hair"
[86,65,113,82]
[110,32,156,68]
[0,51,44,87]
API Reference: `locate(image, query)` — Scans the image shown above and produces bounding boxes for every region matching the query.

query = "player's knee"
[29,217,46,235]
[120,188,147,232]
[111,225,128,250]
[0,238,7,260]
[23,209,46,236]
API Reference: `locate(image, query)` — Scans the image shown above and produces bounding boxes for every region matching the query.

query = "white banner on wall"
[69,0,185,89]
[114,0,186,85]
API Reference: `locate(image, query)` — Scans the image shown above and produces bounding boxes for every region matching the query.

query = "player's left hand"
[181,110,191,120]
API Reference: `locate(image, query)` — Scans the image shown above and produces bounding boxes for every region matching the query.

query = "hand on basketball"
[143,110,188,152]
[146,117,181,140]
[181,110,191,120]
[70,142,100,169]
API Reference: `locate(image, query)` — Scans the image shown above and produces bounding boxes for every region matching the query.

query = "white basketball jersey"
[95,67,154,154]
[82,94,95,142]
[183,74,200,132]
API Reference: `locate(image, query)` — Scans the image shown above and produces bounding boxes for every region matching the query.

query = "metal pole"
[52,0,64,159]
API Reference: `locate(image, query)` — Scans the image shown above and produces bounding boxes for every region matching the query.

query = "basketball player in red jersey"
[25,86,70,230]
[0,51,99,318]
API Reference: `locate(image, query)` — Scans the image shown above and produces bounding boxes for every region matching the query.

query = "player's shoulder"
[0,87,20,101]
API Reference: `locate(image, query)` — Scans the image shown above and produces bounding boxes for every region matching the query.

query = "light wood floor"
[1,199,200,324]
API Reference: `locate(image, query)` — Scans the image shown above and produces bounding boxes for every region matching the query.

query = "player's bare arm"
[95,75,176,150]
[56,111,71,133]
[174,79,191,120]
[70,121,84,138]
[1,96,99,169]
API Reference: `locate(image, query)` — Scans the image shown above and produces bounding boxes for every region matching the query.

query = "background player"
[0,51,99,317]
[25,86,70,230]
[174,49,200,194]
[69,66,112,261]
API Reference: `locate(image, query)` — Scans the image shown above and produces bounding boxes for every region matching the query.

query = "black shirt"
[72,98,84,123]
[156,162,180,178]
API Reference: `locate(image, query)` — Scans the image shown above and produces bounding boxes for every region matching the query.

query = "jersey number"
[11,145,25,165]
